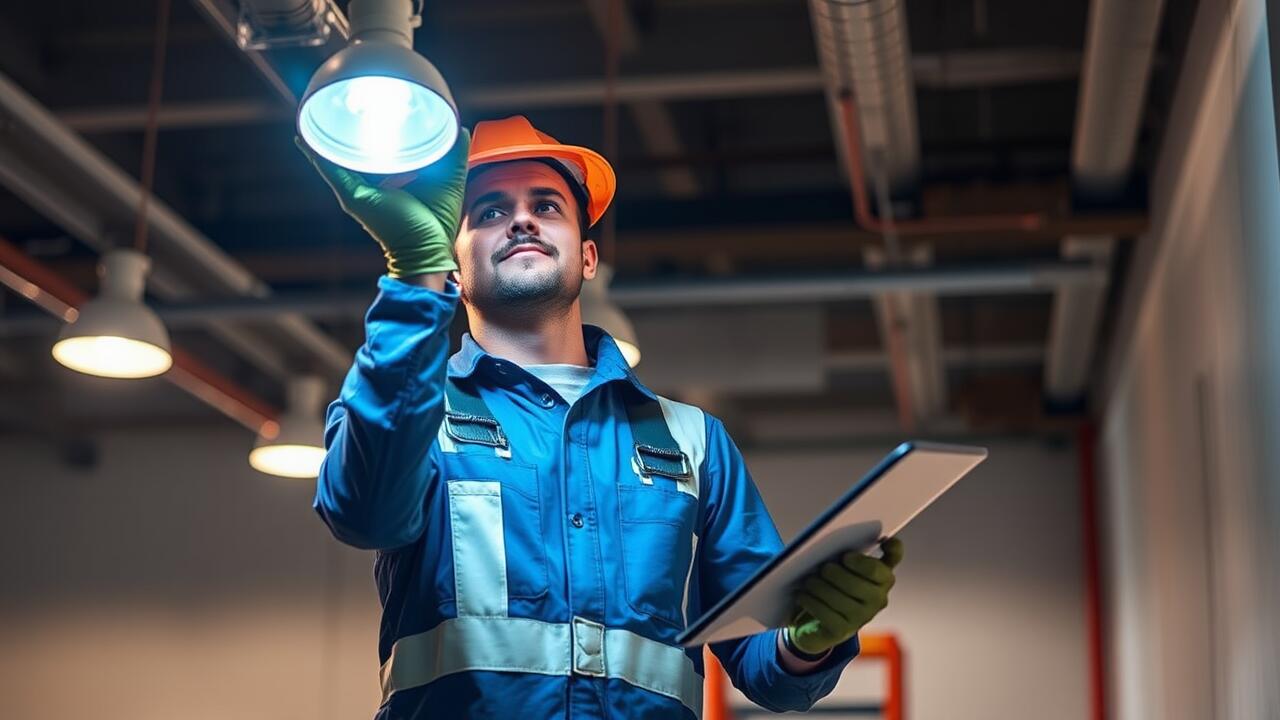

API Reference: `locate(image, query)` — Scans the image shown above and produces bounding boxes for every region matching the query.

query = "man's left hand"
[786,537,905,657]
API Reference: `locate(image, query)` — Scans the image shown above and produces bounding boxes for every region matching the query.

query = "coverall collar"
[448,324,657,401]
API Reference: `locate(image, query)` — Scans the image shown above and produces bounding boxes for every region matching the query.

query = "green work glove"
[294,129,471,279]
[786,537,904,656]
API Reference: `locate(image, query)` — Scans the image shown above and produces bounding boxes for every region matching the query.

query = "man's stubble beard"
[461,258,584,323]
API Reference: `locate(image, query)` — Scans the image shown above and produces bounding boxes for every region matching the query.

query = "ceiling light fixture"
[52,249,173,379]
[297,0,458,175]
[250,376,329,479]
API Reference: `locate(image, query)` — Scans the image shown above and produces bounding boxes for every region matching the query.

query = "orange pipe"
[860,633,905,720]
[837,92,1046,236]
[0,236,279,432]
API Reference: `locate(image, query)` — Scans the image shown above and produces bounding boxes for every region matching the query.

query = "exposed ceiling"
[0,0,1200,449]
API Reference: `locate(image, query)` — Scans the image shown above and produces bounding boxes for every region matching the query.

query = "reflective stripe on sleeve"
[380,616,703,717]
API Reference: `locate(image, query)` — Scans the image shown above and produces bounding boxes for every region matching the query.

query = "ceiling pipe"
[0,236,277,432]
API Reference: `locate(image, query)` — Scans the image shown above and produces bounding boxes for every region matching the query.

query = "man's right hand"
[295,129,471,280]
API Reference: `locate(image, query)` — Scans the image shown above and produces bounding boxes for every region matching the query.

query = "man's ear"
[581,239,599,281]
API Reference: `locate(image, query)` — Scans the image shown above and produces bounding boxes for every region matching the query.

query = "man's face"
[455,160,597,315]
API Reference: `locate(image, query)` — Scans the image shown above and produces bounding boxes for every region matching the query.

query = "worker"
[301,116,904,719]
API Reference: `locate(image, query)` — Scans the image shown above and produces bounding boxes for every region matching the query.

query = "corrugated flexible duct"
[810,0,920,196]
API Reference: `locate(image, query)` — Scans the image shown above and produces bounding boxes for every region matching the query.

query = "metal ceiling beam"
[58,100,291,133]
[0,261,1102,334]
[475,68,826,106]
[826,343,1045,372]
[913,49,1083,89]
[54,48,1088,133]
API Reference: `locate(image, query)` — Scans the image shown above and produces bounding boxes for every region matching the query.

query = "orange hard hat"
[467,116,616,227]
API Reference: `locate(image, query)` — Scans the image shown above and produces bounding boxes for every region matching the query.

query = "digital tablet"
[677,441,988,647]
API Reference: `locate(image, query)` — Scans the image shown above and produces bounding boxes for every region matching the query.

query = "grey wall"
[737,440,1088,720]
[0,429,1087,720]
[0,427,384,720]
[1098,0,1280,718]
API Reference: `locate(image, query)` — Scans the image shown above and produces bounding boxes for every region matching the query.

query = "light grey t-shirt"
[524,363,595,406]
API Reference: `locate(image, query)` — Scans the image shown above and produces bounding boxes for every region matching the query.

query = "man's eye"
[478,207,503,221]
[536,201,560,214]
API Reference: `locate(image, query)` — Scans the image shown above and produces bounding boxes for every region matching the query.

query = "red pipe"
[1078,422,1108,720]
[0,236,278,432]
[837,92,1047,236]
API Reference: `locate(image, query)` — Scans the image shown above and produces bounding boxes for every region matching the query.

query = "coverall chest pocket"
[617,484,698,628]
[441,454,549,612]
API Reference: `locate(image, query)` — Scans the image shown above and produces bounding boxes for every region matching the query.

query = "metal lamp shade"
[298,42,459,175]
[52,250,172,379]
[249,413,327,479]
[250,377,328,478]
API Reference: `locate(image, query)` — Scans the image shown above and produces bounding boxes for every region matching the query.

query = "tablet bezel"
[676,440,987,646]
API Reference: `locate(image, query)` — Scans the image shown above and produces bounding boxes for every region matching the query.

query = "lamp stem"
[99,249,152,302]
[134,0,172,255]
[348,0,414,47]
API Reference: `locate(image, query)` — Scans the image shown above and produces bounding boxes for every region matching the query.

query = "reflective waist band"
[380,615,703,717]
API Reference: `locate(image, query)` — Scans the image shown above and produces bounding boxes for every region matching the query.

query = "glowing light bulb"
[343,76,414,164]
[296,0,459,173]
[52,335,173,379]
[299,73,457,174]
[249,444,328,479]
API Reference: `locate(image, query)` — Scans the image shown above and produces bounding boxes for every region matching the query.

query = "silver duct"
[1046,0,1166,402]
[809,0,920,195]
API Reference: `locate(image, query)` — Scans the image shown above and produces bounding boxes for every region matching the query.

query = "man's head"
[454,159,597,316]
[451,116,615,320]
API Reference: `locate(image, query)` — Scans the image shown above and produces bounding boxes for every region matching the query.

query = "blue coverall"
[314,277,858,718]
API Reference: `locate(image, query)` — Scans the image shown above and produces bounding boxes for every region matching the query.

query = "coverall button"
[539,393,555,407]
[570,513,585,528]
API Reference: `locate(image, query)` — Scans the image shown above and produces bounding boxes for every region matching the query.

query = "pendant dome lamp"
[250,376,329,479]
[581,263,641,368]
[297,0,459,175]
[52,249,173,379]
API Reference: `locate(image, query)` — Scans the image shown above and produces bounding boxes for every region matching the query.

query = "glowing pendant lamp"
[52,249,172,379]
[250,376,329,479]
[581,263,641,368]
[297,0,458,174]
